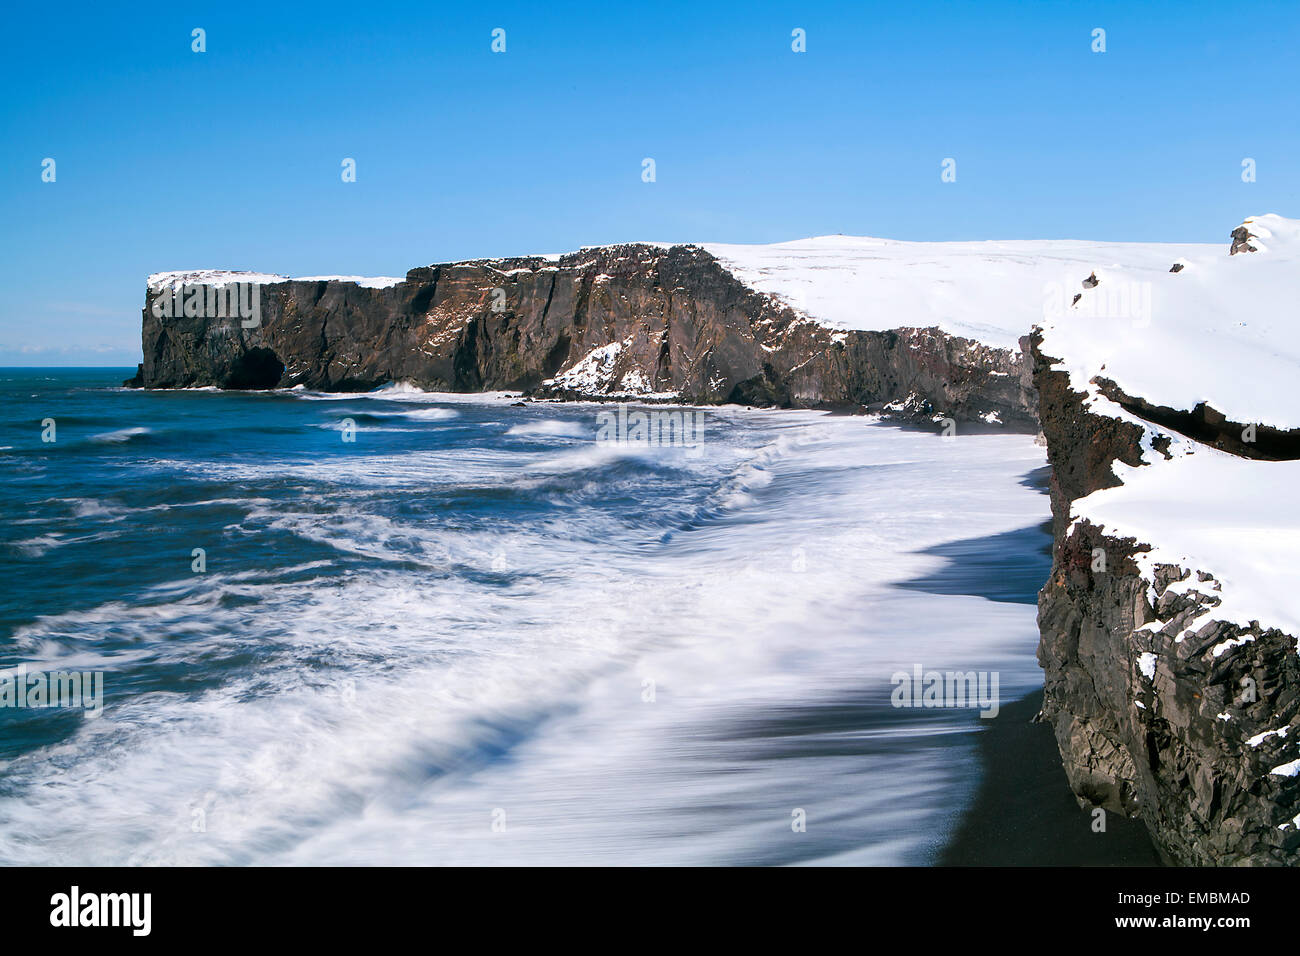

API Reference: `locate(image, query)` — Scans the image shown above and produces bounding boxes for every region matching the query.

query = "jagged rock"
[1230,225,1259,255]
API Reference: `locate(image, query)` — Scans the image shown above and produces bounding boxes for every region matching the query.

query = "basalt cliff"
[1032,215,1300,865]
[127,243,1036,428]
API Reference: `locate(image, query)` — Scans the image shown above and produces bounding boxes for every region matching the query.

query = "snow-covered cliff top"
[704,235,1210,351]
[1077,398,1300,640]
[1045,215,1300,641]
[147,271,405,291]
[1038,214,1300,430]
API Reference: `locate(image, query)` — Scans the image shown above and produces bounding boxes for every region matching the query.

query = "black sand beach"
[940,689,1162,866]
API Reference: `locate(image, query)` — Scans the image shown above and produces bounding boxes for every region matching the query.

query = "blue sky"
[2,0,1297,365]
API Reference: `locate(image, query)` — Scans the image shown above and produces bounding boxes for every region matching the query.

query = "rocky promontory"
[128,242,1036,428]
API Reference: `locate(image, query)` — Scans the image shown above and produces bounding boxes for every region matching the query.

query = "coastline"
[939,689,1162,866]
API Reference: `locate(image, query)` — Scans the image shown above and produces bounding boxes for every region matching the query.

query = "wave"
[505,420,587,438]
[88,426,152,444]
[389,408,460,421]
[288,383,520,406]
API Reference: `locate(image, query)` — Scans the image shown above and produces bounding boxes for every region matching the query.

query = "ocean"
[0,368,1051,865]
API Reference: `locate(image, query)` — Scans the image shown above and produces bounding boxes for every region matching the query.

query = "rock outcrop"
[1030,215,1300,865]
[128,243,1036,429]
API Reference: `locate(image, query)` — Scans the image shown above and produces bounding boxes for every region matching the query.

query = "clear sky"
[2,0,1297,365]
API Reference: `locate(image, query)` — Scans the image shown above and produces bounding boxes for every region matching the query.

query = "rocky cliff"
[128,243,1035,428]
[1032,215,1300,865]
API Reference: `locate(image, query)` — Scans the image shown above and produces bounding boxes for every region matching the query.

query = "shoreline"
[939,689,1162,866]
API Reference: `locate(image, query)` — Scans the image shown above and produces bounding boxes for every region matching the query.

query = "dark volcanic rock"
[134,244,1037,429]
[1030,331,1300,866]
[1230,225,1259,256]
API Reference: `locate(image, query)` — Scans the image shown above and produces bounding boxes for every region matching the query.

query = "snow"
[547,341,625,393]
[541,340,677,399]
[703,235,1209,351]
[147,270,290,290]
[1138,652,1158,680]
[295,275,406,288]
[1038,214,1300,430]
[1074,418,1300,640]
[1046,215,1300,646]
[1248,726,1289,748]
[148,271,404,290]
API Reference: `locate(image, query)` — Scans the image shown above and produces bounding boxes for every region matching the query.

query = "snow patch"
[1137,652,1158,680]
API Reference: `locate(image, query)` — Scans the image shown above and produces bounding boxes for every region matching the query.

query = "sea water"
[0,369,1049,865]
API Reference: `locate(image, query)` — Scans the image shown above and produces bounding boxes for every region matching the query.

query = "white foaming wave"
[289,385,520,405]
[154,447,528,488]
[248,499,634,576]
[701,428,808,512]
[319,406,461,423]
[12,534,66,558]
[522,443,685,475]
[286,382,437,403]
[256,509,457,569]
[505,420,587,438]
[367,382,434,399]
[313,422,408,434]
[0,562,669,865]
[389,408,460,421]
[67,498,116,519]
[34,497,276,525]
[11,530,123,558]
[88,426,151,444]
[277,424,1051,865]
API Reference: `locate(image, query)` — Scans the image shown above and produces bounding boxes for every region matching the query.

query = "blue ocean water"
[0,368,1050,865]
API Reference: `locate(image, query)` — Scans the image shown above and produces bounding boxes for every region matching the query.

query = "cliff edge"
[1033,214,1300,865]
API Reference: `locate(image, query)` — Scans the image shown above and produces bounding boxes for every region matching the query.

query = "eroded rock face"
[130,244,1036,428]
[1031,331,1300,865]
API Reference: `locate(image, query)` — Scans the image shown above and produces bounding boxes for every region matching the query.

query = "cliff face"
[130,243,1035,428]
[1034,341,1300,864]
[1031,215,1300,866]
